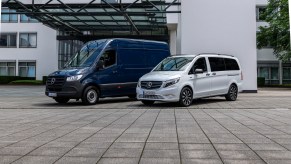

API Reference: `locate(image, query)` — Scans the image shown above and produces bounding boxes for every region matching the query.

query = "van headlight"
[164,78,180,88]
[66,75,83,82]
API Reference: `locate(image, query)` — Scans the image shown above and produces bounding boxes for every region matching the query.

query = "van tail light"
[241,71,243,80]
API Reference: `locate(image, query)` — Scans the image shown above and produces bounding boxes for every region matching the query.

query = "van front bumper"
[136,86,180,102]
[45,81,84,99]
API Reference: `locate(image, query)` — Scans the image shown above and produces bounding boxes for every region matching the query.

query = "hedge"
[9,80,43,85]
[257,77,265,87]
[0,76,35,84]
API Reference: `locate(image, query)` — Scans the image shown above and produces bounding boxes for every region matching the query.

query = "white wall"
[180,0,257,91]
[0,23,58,80]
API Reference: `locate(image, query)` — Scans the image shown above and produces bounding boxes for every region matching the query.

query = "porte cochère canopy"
[2,0,181,42]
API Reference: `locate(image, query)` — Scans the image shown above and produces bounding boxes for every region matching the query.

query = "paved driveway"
[0,85,291,164]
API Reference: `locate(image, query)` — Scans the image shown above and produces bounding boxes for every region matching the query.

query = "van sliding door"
[208,57,229,95]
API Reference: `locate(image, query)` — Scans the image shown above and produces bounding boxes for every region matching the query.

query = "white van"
[136,54,243,107]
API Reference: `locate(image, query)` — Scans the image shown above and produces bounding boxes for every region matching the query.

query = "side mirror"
[194,68,204,74]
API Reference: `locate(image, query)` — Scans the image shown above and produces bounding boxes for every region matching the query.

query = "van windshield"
[65,40,107,68]
[153,57,194,71]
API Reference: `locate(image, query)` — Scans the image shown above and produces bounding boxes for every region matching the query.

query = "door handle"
[212,73,216,76]
[206,73,210,76]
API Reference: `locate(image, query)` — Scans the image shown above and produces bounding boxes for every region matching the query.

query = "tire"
[54,98,70,104]
[141,100,155,106]
[179,87,193,107]
[82,86,99,105]
[225,84,238,101]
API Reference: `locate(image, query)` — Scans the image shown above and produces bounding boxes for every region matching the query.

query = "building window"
[256,7,267,21]
[0,33,17,48]
[0,62,16,76]
[19,33,37,48]
[259,67,269,79]
[283,67,291,84]
[20,14,38,23]
[258,67,279,85]
[1,8,18,23]
[18,62,36,77]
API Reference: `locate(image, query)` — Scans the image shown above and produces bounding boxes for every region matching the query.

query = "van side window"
[99,50,116,68]
[189,57,207,74]
[225,58,240,70]
[209,57,226,72]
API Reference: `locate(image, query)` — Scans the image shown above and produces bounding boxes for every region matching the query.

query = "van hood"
[49,67,89,77]
[140,71,181,81]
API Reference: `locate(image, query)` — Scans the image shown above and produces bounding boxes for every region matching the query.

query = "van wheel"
[141,100,155,106]
[82,86,99,105]
[54,98,69,104]
[179,87,193,107]
[225,84,238,101]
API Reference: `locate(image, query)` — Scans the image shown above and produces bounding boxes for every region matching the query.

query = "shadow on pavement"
[34,97,227,109]
[33,97,136,107]
[130,98,227,108]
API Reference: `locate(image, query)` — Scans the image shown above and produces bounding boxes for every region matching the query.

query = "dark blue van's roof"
[83,38,169,51]
[109,38,169,50]
[110,38,168,44]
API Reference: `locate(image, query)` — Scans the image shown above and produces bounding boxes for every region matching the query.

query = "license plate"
[48,92,57,97]
[144,91,155,96]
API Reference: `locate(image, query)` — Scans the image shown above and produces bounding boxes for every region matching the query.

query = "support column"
[167,24,178,55]
[15,60,18,77]
[169,30,177,55]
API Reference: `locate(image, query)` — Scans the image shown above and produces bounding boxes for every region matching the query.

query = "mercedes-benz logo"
[146,82,152,89]
[51,78,56,85]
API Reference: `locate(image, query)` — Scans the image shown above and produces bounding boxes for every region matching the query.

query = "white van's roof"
[171,53,236,58]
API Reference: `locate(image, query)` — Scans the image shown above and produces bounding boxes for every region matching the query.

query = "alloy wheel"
[180,87,193,107]
[229,85,238,100]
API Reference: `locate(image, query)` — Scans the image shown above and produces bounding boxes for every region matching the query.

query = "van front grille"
[46,76,66,92]
[139,94,164,99]
[141,81,162,90]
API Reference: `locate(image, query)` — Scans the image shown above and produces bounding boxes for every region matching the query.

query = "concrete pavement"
[0,85,291,164]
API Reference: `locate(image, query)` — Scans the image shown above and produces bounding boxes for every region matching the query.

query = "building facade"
[256,0,291,84]
[0,9,58,80]
[1,0,258,92]
[177,0,257,92]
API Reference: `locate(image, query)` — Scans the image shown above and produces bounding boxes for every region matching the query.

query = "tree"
[257,0,291,62]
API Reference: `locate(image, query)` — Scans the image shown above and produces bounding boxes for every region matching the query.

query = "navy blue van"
[45,38,170,104]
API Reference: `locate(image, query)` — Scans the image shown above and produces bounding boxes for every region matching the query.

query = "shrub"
[9,80,43,85]
[0,76,35,84]
[263,84,291,88]
[257,77,265,87]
